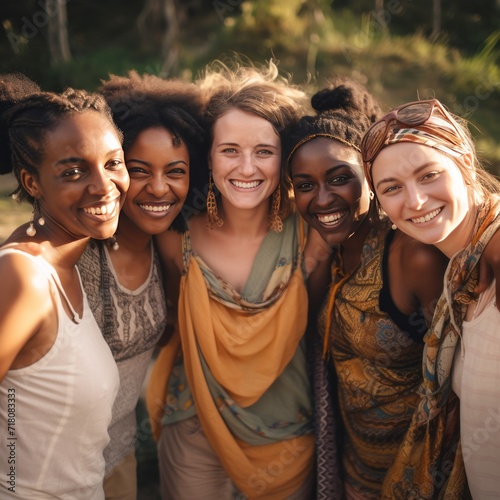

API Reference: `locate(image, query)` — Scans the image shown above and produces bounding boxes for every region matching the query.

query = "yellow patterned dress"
[319,220,425,498]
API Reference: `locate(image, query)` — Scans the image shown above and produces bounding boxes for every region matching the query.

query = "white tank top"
[0,249,119,499]
[452,281,500,499]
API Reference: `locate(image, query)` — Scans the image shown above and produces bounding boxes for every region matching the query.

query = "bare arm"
[0,254,52,381]
[154,229,184,346]
[303,227,334,319]
[400,236,448,327]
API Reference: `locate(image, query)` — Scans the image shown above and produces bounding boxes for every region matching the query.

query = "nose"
[88,167,115,196]
[146,173,170,198]
[316,183,334,208]
[405,183,427,210]
[239,152,257,177]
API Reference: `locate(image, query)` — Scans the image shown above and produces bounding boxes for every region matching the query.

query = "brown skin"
[290,136,448,330]
[0,111,129,381]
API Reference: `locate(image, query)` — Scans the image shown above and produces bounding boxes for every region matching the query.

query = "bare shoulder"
[397,232,448,288]
[0,252,53,380]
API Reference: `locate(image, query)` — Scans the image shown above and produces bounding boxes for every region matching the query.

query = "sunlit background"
[1,0,499,240]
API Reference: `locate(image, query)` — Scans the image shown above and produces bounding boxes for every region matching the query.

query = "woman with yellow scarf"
[147,60,328,500]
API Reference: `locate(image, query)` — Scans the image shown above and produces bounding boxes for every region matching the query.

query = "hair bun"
[312,82,360,113]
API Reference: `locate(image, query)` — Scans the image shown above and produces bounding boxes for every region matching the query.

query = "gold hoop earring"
[206,173,223,229]
[269,188,283,232]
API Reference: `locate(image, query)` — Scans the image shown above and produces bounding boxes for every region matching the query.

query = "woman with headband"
[286,78,448,499]
[362,98,500,498]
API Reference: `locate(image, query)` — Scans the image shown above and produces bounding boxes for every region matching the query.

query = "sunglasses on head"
[360,99,459,165]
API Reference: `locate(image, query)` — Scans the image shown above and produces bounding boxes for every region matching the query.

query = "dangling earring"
[26,206,36,237]
[206,173,223,229]
[107,235,120,251]
[26,201,43,237]
[369,190,375,201]
[391,222,397,230]
[269,188,283,232]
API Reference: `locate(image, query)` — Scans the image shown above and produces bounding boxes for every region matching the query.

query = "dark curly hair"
[0,73,120,204]
[100,71,207,231]
[285,76,383,170]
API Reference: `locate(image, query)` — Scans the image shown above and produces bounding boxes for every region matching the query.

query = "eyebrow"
[375,162,439,189]
[215,142,278,149]
[54,147,124,166]
[127,159,188,167]
[291,164,350,180]
[54,157,83,167]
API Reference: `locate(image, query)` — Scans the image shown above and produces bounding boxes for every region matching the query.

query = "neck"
[113,216,152,254]
[338,214,374,274]
[217,200,271,238]
[436,205,478,258]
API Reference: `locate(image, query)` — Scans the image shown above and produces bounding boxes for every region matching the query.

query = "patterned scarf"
[382,195,500,499]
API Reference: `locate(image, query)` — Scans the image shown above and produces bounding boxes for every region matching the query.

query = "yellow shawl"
[147,216,314,499]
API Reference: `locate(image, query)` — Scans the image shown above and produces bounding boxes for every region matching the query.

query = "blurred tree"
[46,0,71,65]
[137,0,181,75]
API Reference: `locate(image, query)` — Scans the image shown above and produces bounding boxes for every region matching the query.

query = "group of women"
[0,59,498,500]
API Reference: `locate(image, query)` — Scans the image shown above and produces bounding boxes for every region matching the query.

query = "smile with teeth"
[410,208,442,224]
[83,200,117,216]
[139,203,172,213]
[231,180,261,189]
[316,211,347,225]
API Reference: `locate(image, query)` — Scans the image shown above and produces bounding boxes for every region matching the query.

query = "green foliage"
[0,1,498,173]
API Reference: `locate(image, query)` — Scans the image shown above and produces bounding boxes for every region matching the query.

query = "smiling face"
[371,142,472,256]
[23,111,129,241]
[209,108,281,213]
[291,137,372,247]
[120,127,190,236]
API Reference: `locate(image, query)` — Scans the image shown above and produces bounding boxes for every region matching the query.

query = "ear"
[462,152,473,168]
[20,169,42,200]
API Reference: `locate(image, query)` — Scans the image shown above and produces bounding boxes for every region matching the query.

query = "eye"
[294,181,314,191]
[421,170,440,182]
[167,167,187,177]
[61,168,84,180]
[381,184,401,195]
[329,174,350,184]
[127,166,148,177]
[256,149,274,155]
[106,158,125,171]
[221,147,237,154]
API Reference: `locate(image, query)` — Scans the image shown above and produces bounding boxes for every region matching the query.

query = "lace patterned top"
[78,239,167,473]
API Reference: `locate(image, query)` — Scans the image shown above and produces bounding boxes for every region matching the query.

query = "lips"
[316,210,348,226]
[410,207,442,224]
[139,202,173,213]
[83,200,118,216]
[230,180,262,189]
